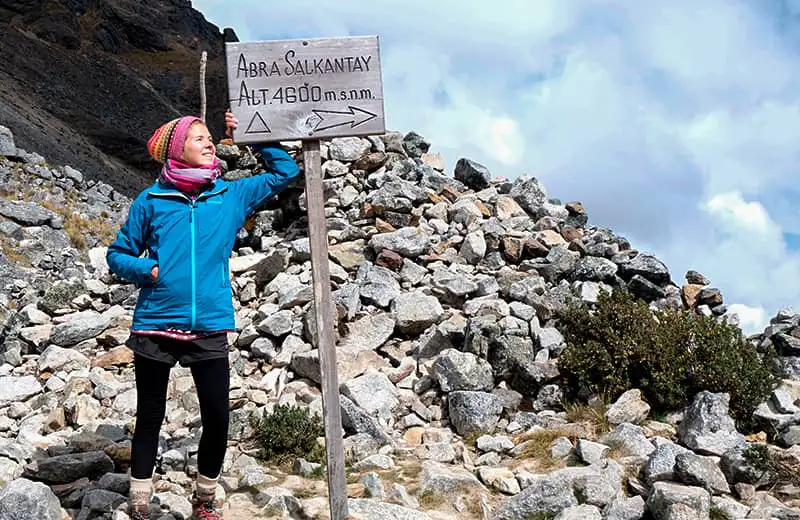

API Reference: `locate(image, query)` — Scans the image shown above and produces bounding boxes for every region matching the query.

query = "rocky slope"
[0,125,799,520]
[0,0,231,197]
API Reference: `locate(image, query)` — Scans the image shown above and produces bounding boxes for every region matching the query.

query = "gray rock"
[554,504,602,520]
[604,496,646,520]
[0,478,62,520]
[339,395,393,446]
[492,461,624,520]
[340,369,399,422]
[402,131,430,158]
[572,256,618,282]
[369,227,430,257]
[447,391,504,436]
[0,199,57,227]
[22,450,114,484]
[391,292,444,334]
[339,312,395,351]
[598,423,655,458]
[329,137,371,162]
[0,376,42,407]
[257,310,294,337]
[674,452,731,495]
[619,253,671,284]
[605,389,651,425]
[509,176,548,217]
[433,349,494,392]
[38,344,90,373]
[50,312,112,346]
[677,392,746,456]
[0,126,17,157]
[646,482,710,520]
[419,460,484,495]
[460,230,487,264]
[77,489,127,520]
[454,157,492,190]
[779,425,800,447]
[644,442,692,484]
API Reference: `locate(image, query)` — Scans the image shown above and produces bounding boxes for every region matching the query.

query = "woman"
[107,112,299,520]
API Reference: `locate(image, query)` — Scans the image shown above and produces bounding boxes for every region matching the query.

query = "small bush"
[250,404,325,463]
[557,291,776,429]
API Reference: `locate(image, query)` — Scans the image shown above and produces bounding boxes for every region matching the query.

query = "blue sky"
[194,0,800,333]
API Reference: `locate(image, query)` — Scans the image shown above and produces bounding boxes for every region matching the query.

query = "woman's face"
[181,122,216,166]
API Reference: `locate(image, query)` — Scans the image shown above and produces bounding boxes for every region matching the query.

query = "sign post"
[225,35,385,520]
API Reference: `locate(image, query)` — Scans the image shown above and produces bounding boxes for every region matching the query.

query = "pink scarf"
[160,158,221,193]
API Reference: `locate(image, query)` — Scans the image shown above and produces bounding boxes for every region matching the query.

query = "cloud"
[193,0,800,334]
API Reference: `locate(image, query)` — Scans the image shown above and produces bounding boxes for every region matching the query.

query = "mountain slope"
[0,0,231,196]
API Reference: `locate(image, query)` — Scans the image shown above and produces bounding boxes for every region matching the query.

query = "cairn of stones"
[0,124,799,520]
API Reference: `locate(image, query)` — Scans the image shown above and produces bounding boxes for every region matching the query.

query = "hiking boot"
[129,506,151,520]
[191,493,223,520]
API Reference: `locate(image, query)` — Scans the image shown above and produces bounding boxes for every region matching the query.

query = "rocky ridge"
[0,125,799,520]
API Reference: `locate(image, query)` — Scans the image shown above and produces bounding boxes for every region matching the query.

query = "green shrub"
[250,404,326,463]
[557,290,776,429]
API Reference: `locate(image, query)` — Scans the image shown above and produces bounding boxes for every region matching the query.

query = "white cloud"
[194,0,800,334]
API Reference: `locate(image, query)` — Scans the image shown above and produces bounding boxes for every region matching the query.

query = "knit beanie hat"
[147,116,202,163]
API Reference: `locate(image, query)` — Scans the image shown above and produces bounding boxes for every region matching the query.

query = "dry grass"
[563,397,613,438]
[40,200,118,250]
[0,239,31,267]
[512,429,570,471]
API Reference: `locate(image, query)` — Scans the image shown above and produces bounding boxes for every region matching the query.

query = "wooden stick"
[302,139,349,520]
[200,51,208,123]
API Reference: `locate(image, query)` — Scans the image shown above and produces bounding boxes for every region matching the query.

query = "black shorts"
[125,333,229,367]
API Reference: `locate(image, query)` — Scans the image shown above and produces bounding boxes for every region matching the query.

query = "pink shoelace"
[192,498,222,520]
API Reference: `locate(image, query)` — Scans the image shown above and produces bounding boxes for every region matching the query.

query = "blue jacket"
[107,145,301,332]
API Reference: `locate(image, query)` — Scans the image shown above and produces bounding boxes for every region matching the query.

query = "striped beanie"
[147,116,202,163]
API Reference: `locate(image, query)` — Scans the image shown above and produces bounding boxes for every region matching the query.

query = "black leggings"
[130,354,231,479]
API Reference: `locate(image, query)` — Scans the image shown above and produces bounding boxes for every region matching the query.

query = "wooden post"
[199,51,208,123]
[302,139,349,520]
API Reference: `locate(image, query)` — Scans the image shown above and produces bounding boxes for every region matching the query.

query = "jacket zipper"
[190,200,197,330]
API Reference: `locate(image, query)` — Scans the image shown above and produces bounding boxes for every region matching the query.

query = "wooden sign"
[225,35,385,143]
[224,34,389,520]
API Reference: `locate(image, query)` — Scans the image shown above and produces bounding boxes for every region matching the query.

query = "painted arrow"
[312,106,378,133]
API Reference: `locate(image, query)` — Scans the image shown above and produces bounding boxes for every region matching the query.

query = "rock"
[0,199,57,227]
[340,369,399,422]
[38,345,90,373]
[677,392,746,456]
[447,391,504,436]
[509,177,548,217]
[674,452,731,495]
[554,504,602,520]
[22,451,114,484]
[0,376,42,407]
[50,311,112,346]
[644,443,692,484]
[619,253,671,284]
[369,227,430,257]
[492,461,625,520]
[329,137,371,162]
[646,482,710,519]
[392,292,444,335]
[402,131,430,158]
[605,389,651,425]
[0,478,62,520]
[454,158,491,190]
[433,349,494,392]
[0,126,17,157]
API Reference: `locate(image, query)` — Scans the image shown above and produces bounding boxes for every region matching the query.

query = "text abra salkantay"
[237,50,373,78]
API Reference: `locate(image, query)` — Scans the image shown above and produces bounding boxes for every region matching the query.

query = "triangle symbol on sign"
[245,112,271,134]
